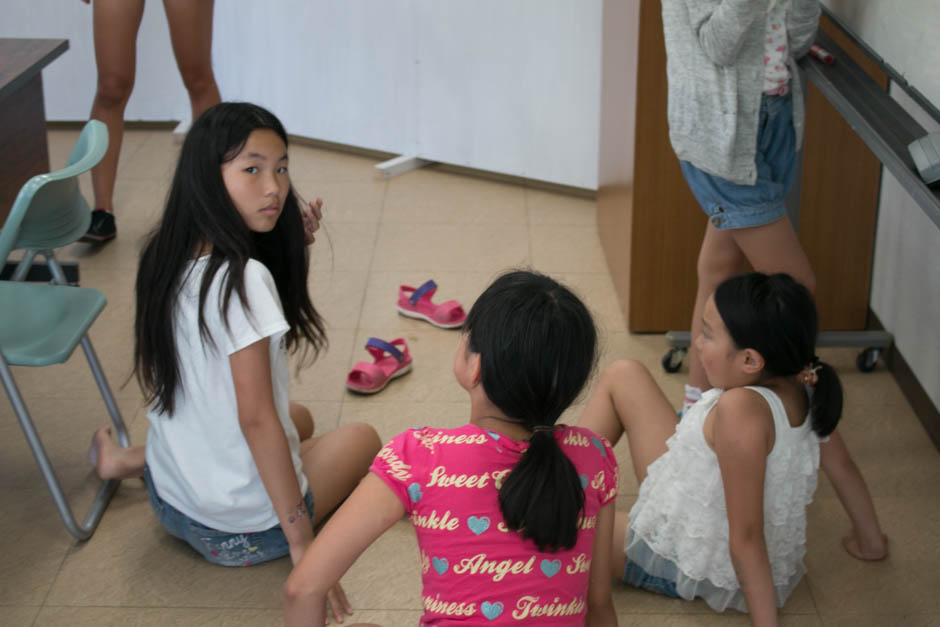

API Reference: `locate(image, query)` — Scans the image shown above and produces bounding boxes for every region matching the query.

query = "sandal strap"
[435,300,463,314]
[366,337,405,362]
[433,300,465,320]
[409,279,437,306]
[349,361,384,382]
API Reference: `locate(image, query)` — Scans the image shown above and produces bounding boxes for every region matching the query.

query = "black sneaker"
[80,209,116,244]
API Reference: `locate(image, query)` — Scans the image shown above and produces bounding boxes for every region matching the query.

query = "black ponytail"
[713,272,843,437]
[808,360,842,437]
[499,429,585,552]
[463,270,597,552]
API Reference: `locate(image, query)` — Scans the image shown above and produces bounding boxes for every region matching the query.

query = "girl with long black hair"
[91,104,380,610]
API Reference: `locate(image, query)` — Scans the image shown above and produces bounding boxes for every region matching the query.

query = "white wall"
[869,84,940,411]
[822,0,940,112]
[3,0,602,190]
[597,0,639,188]
[411,1,601,189]
[819,1,940,411]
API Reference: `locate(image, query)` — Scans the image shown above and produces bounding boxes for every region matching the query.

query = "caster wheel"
[662,348,685,373]
[856,348,880,373]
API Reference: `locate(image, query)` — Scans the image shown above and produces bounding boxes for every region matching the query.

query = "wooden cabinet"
[599,4,885,332]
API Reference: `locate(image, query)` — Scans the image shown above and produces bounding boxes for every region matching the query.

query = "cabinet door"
[627,0,703,332]
[609,6,884,332]
[798,14,887,330]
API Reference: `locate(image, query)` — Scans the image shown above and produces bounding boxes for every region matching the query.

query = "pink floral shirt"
[371,424,618,625]
[764,0,792,94]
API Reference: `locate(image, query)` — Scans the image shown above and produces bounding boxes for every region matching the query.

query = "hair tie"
[800,361,822,386]
[532,424,563,433]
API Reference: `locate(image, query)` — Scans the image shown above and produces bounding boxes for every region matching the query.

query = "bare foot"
[90,427,145,480]
[842,529,888,561]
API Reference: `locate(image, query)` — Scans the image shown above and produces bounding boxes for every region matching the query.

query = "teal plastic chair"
[0,120,130,540]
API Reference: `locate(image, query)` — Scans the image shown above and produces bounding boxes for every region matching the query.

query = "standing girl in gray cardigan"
[662,0,887,563]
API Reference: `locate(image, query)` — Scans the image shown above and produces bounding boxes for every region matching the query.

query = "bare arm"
[586,501,619,627]
[284,473,404,627]
[231,338,312,563]
[714,389,778,627]
[820,430,888,560]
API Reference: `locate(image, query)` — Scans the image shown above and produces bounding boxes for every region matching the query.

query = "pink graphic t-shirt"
[370,423,619,625]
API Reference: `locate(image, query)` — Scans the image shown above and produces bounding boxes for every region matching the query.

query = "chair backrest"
[0,120,108,262]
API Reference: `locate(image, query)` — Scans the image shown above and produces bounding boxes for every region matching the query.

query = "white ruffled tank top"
[627,386,821,612]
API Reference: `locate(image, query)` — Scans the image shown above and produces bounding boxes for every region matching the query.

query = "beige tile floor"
[1,128,938,626]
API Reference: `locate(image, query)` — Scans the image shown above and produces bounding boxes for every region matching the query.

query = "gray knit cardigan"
[661,0,820,185]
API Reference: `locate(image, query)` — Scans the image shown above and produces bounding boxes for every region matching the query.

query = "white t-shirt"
[145,256,308,532]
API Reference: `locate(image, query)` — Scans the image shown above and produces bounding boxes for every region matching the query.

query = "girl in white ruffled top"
[580,272,844,627]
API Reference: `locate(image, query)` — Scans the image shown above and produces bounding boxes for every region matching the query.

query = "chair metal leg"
[0,352,124,540]
[45,253,69,286]
[44,253,127,446]
[79,335,130,447]
[9,249,39,282]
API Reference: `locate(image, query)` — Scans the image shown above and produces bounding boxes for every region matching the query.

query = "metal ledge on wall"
[799,30,940,231]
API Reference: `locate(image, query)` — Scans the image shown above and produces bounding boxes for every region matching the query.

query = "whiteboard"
[822,0,940,114]
[2,0,602,190]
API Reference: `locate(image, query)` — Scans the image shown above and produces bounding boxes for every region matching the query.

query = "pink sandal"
[397,280,466,329]
[346,337,413,394]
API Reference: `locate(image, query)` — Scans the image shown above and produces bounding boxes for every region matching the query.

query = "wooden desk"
[0,38,69,227]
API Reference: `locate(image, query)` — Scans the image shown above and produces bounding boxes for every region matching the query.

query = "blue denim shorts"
[622,558,680,598]
[680,92,798,230]
[143,465,314,567]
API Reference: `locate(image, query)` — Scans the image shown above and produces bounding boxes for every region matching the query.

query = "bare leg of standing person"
[82,0,145,243]
[687,216,814,394]
[686,222,749,394]
[163,0,221,122]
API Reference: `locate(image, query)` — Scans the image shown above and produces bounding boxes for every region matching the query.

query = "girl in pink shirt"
[285,270,620,626]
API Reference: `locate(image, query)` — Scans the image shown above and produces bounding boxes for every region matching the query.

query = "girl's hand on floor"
[302,197,323,245]
[326,582,353,624]
[842,528,888,561]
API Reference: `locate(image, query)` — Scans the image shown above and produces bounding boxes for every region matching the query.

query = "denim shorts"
[622,558,680,598]
[143,465,314,567]
[680,92,798,230]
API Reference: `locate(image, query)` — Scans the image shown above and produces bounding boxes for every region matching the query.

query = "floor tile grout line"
[34,536,80,616]
[803,570,825,624]
[336,177,391,426]
[354,176,389,330]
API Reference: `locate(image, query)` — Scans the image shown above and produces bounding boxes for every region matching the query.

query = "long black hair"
[134,102,326,414]
[463,270,598,552]
[714,272,842,437]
